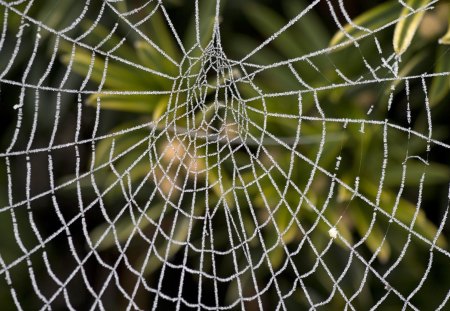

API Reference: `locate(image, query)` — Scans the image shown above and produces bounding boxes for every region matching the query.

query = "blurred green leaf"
[60,47,149,90]
[206,159,234,209]
[231,35,299,89]
[90,204,161,251]
[94,122,149,169]
[282,0,329,52]
[244,2,310,59]
[362,181,447,249]
[393,0,431,55]
[350,202,391,263]
[143,217,191,275]
[135,40,178,76]
[36,1,84,41]
[146,9,179,60]
[184,0,217,50]
[385,161,450,187]
[80,20,135,59]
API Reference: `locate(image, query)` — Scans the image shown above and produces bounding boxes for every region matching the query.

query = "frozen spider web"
[0,0,450,310]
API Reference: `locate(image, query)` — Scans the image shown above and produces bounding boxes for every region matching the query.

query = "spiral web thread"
[0,0,450,310]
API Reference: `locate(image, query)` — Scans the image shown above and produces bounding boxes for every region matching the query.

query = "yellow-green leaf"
[330,1,401,48]
[439,29,450,45]
[438,12,450,44]
[393,0,431,55]
[385,50,427,97]
[153,96,170,120]
[429,45,450,106]
[87,93,164,114]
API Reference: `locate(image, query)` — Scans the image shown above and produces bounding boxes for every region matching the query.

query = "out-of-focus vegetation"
[1,0,450,309]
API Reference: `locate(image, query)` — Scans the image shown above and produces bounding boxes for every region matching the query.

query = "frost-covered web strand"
[0,0,449,310]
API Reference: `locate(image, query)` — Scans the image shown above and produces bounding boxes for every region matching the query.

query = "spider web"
[0,0,450,310]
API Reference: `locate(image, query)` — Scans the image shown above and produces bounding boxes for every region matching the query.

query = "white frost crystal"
[328,227,338,239]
